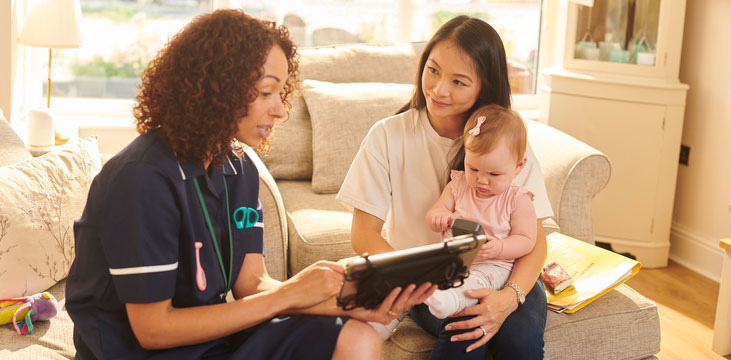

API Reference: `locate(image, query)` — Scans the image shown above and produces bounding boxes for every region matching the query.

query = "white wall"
[671,0,731,282]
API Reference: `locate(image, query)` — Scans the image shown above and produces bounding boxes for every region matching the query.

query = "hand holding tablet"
[337,220,486,310]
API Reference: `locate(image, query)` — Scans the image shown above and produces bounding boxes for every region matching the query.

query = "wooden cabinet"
[713,237,731,355]
[539,0,688,267]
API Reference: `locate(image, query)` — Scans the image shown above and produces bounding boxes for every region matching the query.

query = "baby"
[369,104,537,340]
[423,104,537,319]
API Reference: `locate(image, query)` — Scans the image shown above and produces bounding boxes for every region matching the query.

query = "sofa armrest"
[245,148,289,281]
[526,121,611,244]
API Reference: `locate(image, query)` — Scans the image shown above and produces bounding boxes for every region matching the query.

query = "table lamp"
[18,0,82,151]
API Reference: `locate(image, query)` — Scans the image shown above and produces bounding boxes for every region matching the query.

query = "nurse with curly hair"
[66,9,433,359]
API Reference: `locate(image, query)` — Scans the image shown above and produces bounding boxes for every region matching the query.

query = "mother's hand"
[444,287,518,352]
[346,282,437,324]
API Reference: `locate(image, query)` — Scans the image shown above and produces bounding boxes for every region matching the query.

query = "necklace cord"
[193,177,232,294]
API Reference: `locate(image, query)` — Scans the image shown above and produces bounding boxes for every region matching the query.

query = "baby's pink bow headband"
[468,116,486,136]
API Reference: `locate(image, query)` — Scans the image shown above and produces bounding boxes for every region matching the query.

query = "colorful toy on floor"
[0,292,59,335]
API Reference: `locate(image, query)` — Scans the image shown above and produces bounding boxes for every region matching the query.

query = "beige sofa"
[0,44,661,360]
[256,44,661,360]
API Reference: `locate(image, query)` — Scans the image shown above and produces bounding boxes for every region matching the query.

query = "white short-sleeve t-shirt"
[336,108,553,250]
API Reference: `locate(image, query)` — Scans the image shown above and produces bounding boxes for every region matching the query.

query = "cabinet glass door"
[572,0,660,66]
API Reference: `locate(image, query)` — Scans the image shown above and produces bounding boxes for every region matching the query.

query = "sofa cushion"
[543,284,660,359]
[259,44,421,181]
[0,110,32,167]
[0,279,75,359]
[299,43,420,84]
[302,80,414,194]
[0,137,101,298]
[278,181,358,276]
[260,94,313,180]
[384,284,660,360]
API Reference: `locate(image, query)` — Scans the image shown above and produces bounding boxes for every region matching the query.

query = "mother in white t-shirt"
[337,15,550,358]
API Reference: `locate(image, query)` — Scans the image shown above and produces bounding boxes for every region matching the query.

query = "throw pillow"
[258,93,313,180]
[302,80,414,194]
[0,109,32,167]
[258,44,423,180]
[0,137,101,298]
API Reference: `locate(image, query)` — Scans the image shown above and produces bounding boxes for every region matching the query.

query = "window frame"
[51,0,544,127]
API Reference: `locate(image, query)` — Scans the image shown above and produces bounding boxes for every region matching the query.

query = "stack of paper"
[544,232,641,313]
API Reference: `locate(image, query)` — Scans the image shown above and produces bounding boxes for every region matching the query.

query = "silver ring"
[479,326,487,337]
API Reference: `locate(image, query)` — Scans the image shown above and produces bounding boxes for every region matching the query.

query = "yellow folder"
[544,232,641,313]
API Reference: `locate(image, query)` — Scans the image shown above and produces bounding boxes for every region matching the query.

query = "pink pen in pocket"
[195,242,207,291]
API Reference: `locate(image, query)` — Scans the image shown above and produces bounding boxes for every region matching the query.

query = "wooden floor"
[626,260,731,360]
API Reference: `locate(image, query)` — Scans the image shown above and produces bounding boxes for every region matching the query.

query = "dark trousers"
[410,280,547,359]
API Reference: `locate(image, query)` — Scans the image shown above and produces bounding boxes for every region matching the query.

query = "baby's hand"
[476,237,503,260]
[429,212,453,233]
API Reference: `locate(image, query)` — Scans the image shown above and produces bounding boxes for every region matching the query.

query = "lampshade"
[18,0,82,49]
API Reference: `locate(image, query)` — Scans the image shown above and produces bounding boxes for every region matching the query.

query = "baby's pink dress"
[447,170,535,271]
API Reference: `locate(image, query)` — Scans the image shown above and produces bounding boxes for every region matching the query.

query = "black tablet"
[336,233,486,310]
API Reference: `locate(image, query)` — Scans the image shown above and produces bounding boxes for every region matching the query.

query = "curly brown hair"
[133,9,299,164]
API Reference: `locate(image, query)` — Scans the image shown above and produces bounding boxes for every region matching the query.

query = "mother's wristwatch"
[505,282,525,305]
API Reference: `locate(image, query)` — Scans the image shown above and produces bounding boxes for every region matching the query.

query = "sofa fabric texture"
[0,111,32,167]
[261,94,313,180]
[261,44,422,181]
[382,284,660,360]
[303,80,414,194]
[298,43,420,84]
[277,180,360,276]
[528,121,611,242]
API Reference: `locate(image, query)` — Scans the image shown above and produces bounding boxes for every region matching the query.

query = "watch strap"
[505,282,525,305]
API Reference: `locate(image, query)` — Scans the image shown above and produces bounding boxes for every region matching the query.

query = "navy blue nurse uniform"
[66,133,346,359]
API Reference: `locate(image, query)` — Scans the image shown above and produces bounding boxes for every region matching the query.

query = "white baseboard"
[670,222,723,283]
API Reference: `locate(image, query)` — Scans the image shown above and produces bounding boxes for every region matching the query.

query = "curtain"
[9,0,43,128]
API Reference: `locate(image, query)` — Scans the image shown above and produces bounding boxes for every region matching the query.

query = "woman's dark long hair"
[397,15,511,173]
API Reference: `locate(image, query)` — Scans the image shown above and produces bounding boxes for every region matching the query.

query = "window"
[47,0,542,118]
[47,1,211,99]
